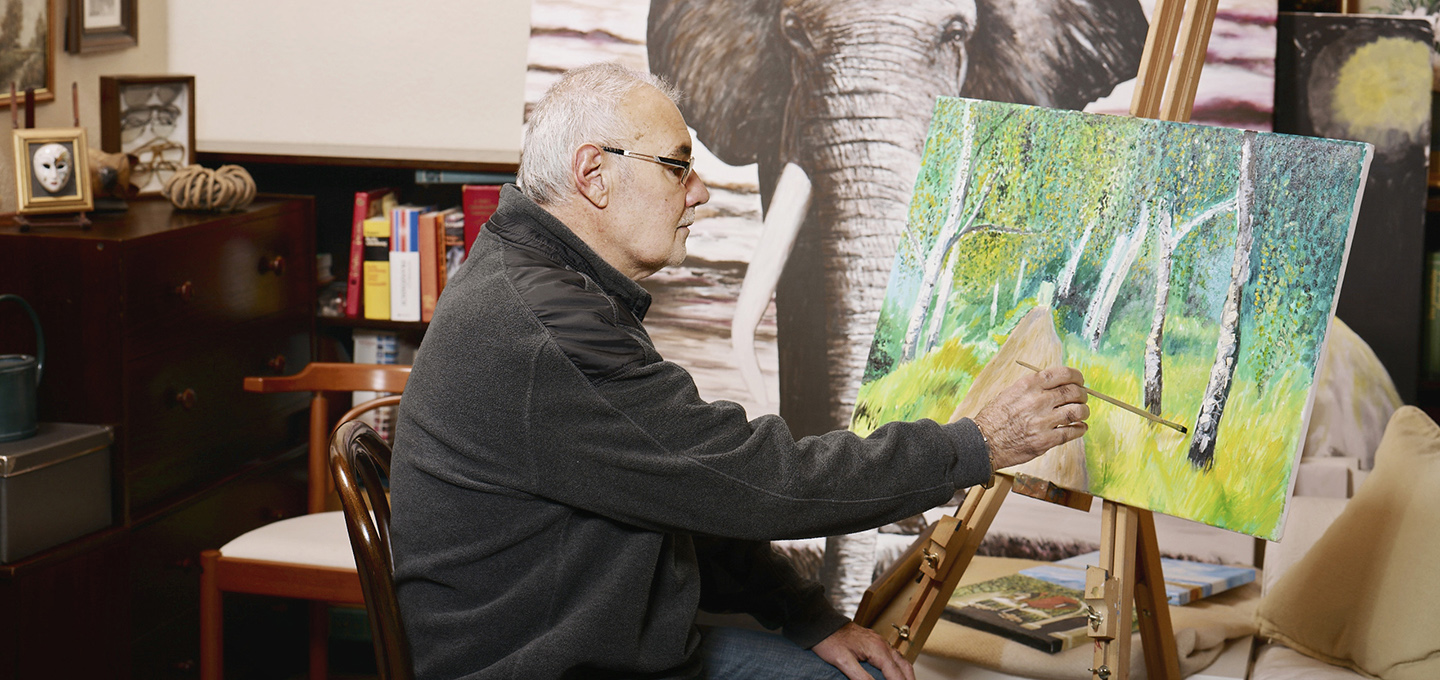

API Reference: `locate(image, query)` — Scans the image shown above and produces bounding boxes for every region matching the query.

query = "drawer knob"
[172,659,196,673]
[175,388,198,410]
[169,556,201,573]
[268,354,287,374]
[174,280,195,302]
[259,255,287,276]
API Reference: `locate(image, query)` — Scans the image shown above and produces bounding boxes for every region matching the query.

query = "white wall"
[167,0,531,165]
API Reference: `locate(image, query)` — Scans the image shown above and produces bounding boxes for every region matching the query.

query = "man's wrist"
[977,422,996,489]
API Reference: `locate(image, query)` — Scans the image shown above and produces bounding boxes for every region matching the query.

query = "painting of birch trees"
[854,98,1370,539]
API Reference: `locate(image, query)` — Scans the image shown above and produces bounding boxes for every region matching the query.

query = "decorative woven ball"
[162,164,258,212]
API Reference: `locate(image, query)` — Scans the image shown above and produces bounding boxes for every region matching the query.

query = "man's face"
[605,86,709,280]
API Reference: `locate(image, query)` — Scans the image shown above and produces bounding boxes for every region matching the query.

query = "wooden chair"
[329,419,413,680]
[199,362,410,680]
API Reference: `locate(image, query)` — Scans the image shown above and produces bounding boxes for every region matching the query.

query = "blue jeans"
[696,626,885,679]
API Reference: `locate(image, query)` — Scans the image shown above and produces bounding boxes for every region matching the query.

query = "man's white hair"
[519,62,682,206]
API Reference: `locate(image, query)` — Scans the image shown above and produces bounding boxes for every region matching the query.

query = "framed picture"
[67,0,138,53]
[12,127,93,215]
[99,75,195,195]
[0,0,56,108]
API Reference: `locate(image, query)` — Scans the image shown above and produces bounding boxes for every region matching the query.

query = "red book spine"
[344,188,393,318]
[344,192,371,318]
[461,185,502,256]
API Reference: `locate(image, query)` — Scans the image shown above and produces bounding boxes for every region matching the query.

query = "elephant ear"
[962,0,1149,109]
[648,0,789,166]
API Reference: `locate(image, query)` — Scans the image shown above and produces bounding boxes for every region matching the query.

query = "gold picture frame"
[13,127,93,215]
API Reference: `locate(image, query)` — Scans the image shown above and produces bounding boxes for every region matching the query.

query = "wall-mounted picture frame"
[0,0,56,108]
[12,127,93,215]
[66,0,138,53]
[99,74,195,195]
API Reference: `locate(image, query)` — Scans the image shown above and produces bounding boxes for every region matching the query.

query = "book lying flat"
[1020,551,1256,606]
[941,573,1095,654]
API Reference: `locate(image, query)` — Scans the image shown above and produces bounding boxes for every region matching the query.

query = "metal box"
[0,423,113,563]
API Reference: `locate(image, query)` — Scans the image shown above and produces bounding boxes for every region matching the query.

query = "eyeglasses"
[601,146,693,184]
[130,139,186,189]
[120,83,184,144]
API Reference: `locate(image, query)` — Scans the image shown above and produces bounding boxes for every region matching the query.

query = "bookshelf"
[196,152,516,361]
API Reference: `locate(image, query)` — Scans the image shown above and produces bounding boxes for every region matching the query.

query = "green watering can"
[0,294,44,443]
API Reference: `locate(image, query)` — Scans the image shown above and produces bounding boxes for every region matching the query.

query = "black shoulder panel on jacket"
[503,246,647,381]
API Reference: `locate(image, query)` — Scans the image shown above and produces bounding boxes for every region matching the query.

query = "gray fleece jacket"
[389,185,994,680]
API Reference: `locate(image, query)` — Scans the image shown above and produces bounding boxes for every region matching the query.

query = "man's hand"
[812,622,914,680]
[971,365,1089,470]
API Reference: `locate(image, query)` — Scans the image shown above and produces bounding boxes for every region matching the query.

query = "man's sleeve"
[693,536,851,649]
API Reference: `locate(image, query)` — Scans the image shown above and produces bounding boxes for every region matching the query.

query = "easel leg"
[860,476,1015,662]
[1088,501,1139,680]
[1135,509,1181,680]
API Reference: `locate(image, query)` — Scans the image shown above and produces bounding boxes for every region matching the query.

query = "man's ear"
[573,144,609,209]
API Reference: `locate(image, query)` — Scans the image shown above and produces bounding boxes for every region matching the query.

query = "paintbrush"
[1015,360,1188,434]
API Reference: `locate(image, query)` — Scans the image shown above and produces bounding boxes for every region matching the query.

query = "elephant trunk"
[777,109,931,435]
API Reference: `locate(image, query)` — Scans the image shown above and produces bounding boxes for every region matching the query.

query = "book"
[361,215,392,321]
[418,209,443,322]
[437,207,461,297]
[344,188,395,318]
[461,184,502,255]
[389,206,423,322]
[1020,552,1256,606]
[941,573,1095,653]
[351,330,415,442]
[443,208,466,278]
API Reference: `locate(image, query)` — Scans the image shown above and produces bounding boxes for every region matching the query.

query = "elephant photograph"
[526,0,1276,613]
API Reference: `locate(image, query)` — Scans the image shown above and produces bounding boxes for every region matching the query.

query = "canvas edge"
[1268,141,1375,543]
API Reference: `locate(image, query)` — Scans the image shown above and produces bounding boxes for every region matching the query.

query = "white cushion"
[219,511,358,570]
[1252,642,1365,680]
[1261,495,1349,597]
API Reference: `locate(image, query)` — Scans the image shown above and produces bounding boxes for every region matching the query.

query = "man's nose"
[687,171,710,207]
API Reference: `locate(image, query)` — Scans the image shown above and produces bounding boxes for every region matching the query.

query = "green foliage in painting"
[855,98,1370,539]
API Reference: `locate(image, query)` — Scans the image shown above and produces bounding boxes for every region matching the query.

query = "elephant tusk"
[732,162,812,407]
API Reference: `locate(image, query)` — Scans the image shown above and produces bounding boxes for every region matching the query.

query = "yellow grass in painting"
[1074,351,1304,540]
[856,328,1307,539]
[851,339,984,438]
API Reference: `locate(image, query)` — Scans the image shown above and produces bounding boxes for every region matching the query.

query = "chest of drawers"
[0,197,316,679]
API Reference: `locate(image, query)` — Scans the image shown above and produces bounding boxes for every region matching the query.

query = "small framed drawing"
[12,127,93,215]
[67,0,138,53]
[99,75,195,195]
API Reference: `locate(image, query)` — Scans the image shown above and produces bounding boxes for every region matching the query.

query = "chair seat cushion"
[219,511,358,570]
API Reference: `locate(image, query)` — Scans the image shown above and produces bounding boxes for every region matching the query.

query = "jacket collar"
[488,184,652,322]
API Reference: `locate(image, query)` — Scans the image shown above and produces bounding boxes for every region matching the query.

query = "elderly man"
[390,63,1090,680]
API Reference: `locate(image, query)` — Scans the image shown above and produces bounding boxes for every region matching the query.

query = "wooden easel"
[854,1,1219,678]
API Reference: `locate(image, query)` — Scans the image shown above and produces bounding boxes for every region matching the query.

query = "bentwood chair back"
[330,419,413,680]
[199,362,410,680]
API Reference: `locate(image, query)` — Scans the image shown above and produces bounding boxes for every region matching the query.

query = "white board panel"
[168,0,531,164]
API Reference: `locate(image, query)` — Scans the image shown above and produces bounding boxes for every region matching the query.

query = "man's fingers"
[1034,365,1085,390]
[1054,403,1090,427]
[864,644,912,680]
[832,657,875,680]
[1048,382,1088,406]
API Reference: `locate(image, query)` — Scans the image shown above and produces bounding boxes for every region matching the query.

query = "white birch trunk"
[924,250,958,350]
[1189,131,1257,469]
[1057,220,1096,299]
[902,105,975,361]
[1144,209,1174,414]
[1084,204,1150,350]
[1012,257,1027,306]
[1143,195,1237,415]
[990,281,1000,326]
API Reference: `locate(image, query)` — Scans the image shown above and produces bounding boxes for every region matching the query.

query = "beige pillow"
[1256,406,1440,679]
